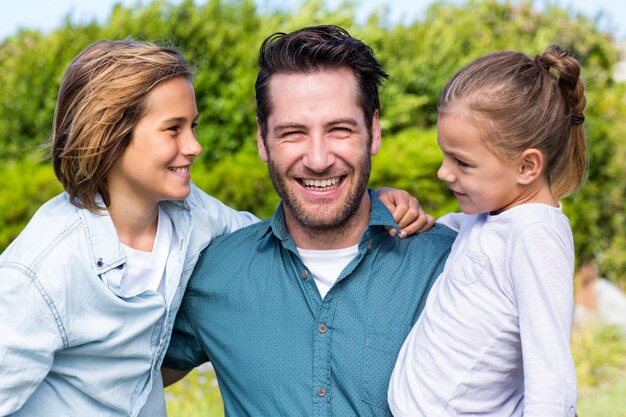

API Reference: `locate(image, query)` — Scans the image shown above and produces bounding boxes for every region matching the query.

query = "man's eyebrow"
[325,117,359,127]
[272,123,307,133]
[271,118,359,134]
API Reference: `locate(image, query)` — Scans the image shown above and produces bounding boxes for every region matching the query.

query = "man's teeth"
[170,166,190,173]
[302,177,340,190]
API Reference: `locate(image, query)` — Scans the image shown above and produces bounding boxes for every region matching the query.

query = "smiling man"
[259,66,378,252]
[160,25,455,417]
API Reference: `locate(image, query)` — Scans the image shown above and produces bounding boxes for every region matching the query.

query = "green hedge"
[1,0,625,283]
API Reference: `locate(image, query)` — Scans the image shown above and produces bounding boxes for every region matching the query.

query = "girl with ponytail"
[389,45,587,417]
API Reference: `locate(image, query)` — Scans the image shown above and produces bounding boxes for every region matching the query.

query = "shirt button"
[318,323,327,333]
[317,387,327,397]
[301,270,309,279]
[366,242,373,250]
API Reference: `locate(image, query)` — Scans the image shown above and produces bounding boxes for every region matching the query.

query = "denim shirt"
[163,191,456,417]
[0,184,256,417]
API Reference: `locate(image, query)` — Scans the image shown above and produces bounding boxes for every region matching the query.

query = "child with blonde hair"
[389,45,587,416]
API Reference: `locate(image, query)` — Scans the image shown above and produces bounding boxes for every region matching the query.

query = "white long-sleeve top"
[388,204,577,417]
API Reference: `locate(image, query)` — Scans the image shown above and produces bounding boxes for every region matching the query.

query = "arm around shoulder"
[189,183,259,235]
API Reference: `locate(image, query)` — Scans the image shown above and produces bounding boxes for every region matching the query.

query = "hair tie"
[571,113,585,125]
[534,55,549,73]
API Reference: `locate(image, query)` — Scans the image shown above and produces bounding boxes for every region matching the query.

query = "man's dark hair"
[255,25,389,139]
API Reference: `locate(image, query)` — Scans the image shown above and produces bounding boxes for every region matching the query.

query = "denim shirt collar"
[76,195,192,297]
[261,189,400,249]
[76,195,126,273]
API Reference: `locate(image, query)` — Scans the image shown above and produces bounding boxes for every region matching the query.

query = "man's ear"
[370,109,381,156]
[517,148,544,185]
[257,118,268,163]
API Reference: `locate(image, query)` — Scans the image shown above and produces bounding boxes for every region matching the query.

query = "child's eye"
[455,158,470,168]
[166,125,180,133]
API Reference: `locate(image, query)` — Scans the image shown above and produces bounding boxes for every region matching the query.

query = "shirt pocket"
[449,247,488,285]
[361,327,411,415]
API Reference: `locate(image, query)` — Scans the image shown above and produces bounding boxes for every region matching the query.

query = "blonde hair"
[50,39,193,212]
[439,45,587,200]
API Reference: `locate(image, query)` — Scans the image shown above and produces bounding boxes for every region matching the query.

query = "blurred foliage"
[191,141,280,220]
[0,158,63,250]
[0,0,625,284]
[370,128,457,216]
[572,325,626,391]
[165,364,224,417]
[577,370,626,417]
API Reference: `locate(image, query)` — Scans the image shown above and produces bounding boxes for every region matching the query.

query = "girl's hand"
[376,187,435,237]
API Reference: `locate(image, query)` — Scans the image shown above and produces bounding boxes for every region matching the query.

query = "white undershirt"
[120,206,174,298]
[297,244,359,298]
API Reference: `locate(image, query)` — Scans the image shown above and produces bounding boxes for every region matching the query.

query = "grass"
[577,371,626,417]
[165,327,626,417]
[165,364,223,417]
[574,325,626,417]
[572,325,626,391]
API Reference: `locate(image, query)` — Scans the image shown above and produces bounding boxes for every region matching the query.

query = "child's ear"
[517,149,544,185]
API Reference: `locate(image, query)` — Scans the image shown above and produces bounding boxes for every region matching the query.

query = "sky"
[1,0,625,41]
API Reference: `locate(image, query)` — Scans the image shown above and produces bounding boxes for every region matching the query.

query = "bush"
[0,158,62,250]
[572,325,626,391]
[1,0,625,284]
[190,141,278,220]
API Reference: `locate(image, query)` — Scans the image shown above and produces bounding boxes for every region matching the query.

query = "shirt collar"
[78,194,192,270]
[77,194,126,273]
[260,189,400,244]
[368,189,401,231]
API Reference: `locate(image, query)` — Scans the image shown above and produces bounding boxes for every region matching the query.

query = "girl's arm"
[375,187,435,237]
[512,221,577,417]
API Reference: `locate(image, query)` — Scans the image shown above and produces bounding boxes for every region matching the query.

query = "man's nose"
[302,134,336,173]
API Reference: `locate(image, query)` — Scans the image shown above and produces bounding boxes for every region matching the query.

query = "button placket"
[312,287,334,415]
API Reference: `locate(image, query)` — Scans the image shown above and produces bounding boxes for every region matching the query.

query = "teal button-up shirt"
[164,190,455,417]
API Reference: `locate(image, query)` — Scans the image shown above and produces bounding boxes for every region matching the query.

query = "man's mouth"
[300,176,342,191]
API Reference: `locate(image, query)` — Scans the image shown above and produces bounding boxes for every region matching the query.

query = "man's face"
[257,68,381,231]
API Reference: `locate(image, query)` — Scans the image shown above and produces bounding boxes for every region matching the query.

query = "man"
[161,25,455,416]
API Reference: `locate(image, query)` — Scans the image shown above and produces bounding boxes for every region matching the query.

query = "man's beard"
[267,154,371,232]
